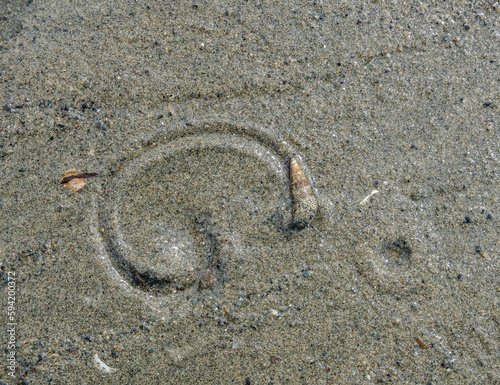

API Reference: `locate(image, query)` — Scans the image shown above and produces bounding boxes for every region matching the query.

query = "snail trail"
[97,129,318,299]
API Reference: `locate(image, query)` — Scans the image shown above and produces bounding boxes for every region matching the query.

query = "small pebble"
[199,271,216,290]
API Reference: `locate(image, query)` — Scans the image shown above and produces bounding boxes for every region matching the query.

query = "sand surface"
[1,1,499,383]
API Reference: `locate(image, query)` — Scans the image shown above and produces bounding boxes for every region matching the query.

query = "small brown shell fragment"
[416,337,427,350]
[290,157,318,228]
[61,171,98,192]
[62,170,87,192]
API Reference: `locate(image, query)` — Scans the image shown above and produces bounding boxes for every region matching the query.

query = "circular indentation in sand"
[99,133,289,295]
[384,238,412,270]
[354,232,418,296]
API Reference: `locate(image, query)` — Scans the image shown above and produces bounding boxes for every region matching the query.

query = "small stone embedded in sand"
[61,170,98,192]
[199,271,216,290]
[270,354,282,362]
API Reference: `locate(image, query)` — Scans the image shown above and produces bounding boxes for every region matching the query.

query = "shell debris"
[359,190,379,206]
[289,157,318,228]
[61,170,98,192]
[93,353,117,373]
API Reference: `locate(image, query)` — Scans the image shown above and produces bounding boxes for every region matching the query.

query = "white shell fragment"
[94,353,118,373]
[289,157,318,228]
[359,190,379,206]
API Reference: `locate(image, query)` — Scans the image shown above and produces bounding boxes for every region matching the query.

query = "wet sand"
[1,1,499,383]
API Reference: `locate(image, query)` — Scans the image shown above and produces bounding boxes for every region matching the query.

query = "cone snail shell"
[290,157,318,228]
